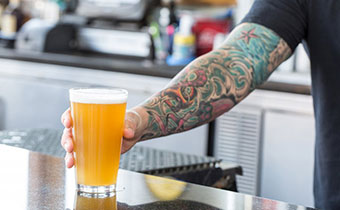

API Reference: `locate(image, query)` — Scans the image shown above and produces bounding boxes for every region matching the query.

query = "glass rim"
[69,87,128,104]
[69,87,128,94]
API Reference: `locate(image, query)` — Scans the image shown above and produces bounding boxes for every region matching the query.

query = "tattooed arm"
[122,23,291,153]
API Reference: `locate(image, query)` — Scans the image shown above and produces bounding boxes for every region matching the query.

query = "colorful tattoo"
[237,28,259,44]
[139,23,291,140]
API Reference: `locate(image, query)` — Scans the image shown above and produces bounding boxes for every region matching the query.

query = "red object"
[192,19,231,56]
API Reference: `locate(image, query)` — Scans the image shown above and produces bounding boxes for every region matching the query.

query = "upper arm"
[242,0,308,51]
[213,0,308,88]
[216,22,292,88]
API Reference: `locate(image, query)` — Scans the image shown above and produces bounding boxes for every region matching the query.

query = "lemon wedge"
[145,175,187,201]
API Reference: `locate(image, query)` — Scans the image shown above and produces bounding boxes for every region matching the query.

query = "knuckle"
[63,128,68,135]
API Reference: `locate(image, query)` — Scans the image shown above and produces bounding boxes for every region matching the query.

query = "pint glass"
[69,88,128,194]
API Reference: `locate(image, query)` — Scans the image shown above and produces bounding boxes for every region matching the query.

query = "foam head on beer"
[69,88,128,104]
[69,88,128,191]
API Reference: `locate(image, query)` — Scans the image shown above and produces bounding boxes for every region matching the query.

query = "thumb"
[123,110,141,140]
[121,110,143,154]
[123,120,136,139]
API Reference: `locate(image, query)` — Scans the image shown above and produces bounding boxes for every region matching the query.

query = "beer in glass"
[69,88,128,194]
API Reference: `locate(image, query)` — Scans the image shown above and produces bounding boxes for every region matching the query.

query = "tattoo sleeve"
[138,23,292,140]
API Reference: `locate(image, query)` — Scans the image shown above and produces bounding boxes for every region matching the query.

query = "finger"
[61,108,72,128]
[61,108,69,124]
[63,127,73,138]
[61,128,68,146]
[124,111,140,139]
[121,140,136,154]
[121,146,129,154]
[64,138,74,153]
[123,127,135,139]
[61,128,72,145]
[65,152,74,168]
[123,117,136,139]
[61,128,74,153]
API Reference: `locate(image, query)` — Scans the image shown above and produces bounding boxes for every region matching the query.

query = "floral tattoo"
[139,23,291,140]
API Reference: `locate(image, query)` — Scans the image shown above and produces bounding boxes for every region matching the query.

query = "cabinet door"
[214,89,315,206]
[214,105,263,196]
[0,76,71,129]
[260,111,315,207]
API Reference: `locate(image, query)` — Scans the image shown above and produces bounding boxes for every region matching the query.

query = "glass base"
[77,191,116,198]
[77,184,116,195]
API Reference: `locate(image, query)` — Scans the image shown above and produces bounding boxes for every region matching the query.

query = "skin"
[61,23,291,168]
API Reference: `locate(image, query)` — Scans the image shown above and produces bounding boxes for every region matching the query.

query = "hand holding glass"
[69,88,128,194]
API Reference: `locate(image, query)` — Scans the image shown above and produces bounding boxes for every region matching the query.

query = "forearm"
[133,23,291,140]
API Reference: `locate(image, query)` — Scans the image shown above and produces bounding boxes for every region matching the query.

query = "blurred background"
[0,0,314,208]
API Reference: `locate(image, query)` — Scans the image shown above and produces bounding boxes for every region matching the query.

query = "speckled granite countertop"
[0,144,315,210]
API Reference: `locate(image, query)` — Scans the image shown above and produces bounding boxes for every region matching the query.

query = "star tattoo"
[237,28,260,44]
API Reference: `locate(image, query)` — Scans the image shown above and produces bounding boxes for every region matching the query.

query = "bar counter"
[0,48,311,95]
[0,144,315,210]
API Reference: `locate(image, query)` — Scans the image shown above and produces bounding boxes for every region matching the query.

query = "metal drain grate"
[120,146,220,174]
[0,129,64,156]
[0,129,221,174]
